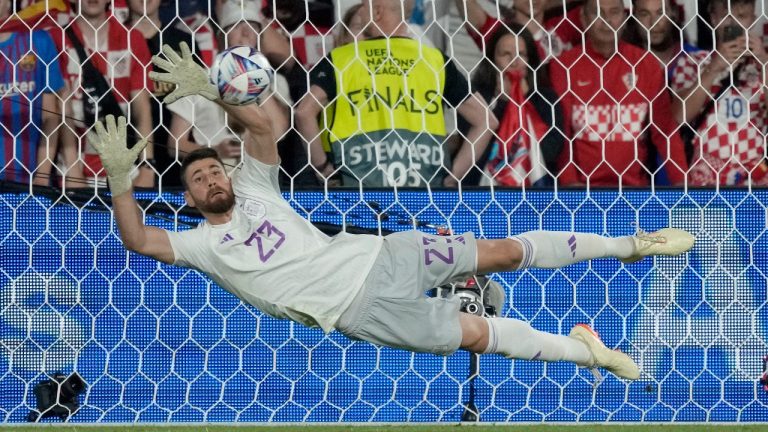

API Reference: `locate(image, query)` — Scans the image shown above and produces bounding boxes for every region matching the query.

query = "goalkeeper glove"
[149,42,219,104]
[90,115,147,197]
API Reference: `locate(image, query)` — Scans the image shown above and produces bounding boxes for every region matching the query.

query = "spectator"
[454,0,583,62]
[59,0,155,188]
[622,0,697,183]
[161,0,208,25]
[335,3,364,47]
[549,0,688,187]
[0,0,64,185]
[623,0,699,78]
[339,0,437,48]
[671,0,768,186]
[469,24,564,187]
[317,1,364,172]
[128,0,199,188]
[296,0,497,188]
[159,0,218,67]
[166,1,291,175]
[261,0,335,67]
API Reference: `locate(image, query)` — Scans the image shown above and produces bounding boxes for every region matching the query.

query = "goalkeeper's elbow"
[122,238,142,254]
[120,232,148,254]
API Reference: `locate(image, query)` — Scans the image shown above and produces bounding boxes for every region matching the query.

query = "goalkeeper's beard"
[197,186,236,214]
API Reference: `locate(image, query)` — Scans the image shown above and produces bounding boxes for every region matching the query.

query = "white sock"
[513,231,635,269]
[483,317,593,366]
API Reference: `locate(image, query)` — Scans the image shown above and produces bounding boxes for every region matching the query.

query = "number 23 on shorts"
[422,235,466,266]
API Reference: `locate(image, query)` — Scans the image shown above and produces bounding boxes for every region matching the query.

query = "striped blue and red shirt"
[0,30,64,183]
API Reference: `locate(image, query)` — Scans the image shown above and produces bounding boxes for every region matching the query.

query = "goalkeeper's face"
[183,158,235,215]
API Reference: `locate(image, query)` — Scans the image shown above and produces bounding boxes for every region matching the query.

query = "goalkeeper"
[94,43,694,382]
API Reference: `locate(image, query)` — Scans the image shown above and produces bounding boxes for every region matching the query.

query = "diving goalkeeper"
[93,43,694,381]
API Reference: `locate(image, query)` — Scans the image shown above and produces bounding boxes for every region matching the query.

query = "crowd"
[0,0,766,189]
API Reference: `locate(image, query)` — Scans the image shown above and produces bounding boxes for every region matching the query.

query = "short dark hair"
[180,147,226,189]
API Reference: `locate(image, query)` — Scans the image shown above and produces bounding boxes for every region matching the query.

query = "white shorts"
[335,231,478,355]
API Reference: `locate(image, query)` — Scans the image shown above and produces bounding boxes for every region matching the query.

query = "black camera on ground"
[431,275,506,318]
[27,373,86,422]
[429,227,506,318]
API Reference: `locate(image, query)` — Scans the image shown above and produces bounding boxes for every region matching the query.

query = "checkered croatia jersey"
[672,51,768,186]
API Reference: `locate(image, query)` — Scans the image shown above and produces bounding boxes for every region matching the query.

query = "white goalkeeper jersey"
[166,154,383,332]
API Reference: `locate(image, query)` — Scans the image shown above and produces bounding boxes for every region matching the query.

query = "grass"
[1,425,767,432]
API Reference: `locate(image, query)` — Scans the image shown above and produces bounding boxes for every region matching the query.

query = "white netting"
[1,0,768,424]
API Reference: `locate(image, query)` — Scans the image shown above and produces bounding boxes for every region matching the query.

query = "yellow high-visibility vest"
[327,37,448,187]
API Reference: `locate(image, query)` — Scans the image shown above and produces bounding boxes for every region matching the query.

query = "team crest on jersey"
[622,72,636,90]
[241,199,266,220]
[19,54,36,71]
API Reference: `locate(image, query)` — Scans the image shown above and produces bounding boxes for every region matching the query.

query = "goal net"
[1,0,768,424]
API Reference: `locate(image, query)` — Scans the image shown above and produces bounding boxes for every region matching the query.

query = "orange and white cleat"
[569,324,640,381]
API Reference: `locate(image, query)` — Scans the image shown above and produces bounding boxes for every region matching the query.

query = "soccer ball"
[209,46,273,106]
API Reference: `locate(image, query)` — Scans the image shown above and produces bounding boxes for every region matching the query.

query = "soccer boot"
[619,228,695,264]
[569,324,640,380]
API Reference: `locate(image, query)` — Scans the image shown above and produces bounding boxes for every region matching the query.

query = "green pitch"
[1,425,767,432]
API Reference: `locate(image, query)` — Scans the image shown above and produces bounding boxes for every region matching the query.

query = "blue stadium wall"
[2,189,768,423]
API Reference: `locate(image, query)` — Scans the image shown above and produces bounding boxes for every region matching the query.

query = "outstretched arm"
[149,42,282,165]
[214,96,282,165]
[91,115,174,264]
